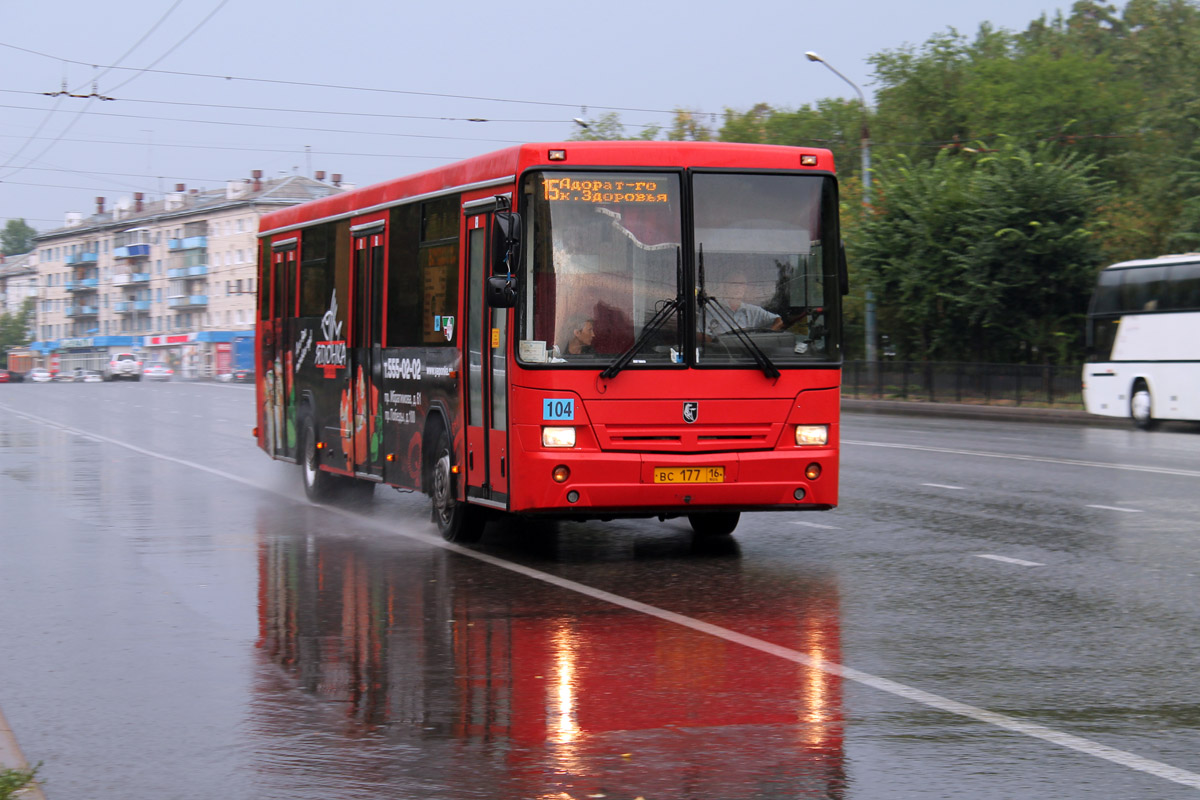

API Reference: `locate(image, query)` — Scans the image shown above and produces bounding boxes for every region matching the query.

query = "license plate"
[653,466,725,484]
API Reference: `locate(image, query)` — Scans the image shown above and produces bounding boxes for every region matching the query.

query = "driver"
[703,271,782,339]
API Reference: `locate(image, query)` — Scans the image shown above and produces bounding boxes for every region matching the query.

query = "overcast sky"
[1,0,1073,235]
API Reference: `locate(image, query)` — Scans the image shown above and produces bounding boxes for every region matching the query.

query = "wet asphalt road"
[1,381,1200,799]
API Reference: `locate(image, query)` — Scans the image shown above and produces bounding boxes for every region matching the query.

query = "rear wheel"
[301,417,339,501]
[688,511,740,537]
[1131,381,1156,430]
[430,429,484,543]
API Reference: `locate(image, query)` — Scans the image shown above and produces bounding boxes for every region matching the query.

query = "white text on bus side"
[385,357,422,380]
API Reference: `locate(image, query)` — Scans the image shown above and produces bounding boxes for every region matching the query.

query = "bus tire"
[1131,381,1156,430]
[431,429,484,543]
[301,416,338,502]
[688,511,740,537]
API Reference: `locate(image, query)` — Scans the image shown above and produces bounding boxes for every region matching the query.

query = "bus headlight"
[542,426,576,448]
[795,424,828,446]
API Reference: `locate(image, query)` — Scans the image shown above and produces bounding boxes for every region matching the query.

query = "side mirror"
[487,275,518,308]
[492,210,522,275]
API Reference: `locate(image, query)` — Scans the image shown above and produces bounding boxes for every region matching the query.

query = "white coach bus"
[1083,254,1200,428]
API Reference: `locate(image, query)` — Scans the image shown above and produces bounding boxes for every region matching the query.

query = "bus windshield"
[517,169,840,368]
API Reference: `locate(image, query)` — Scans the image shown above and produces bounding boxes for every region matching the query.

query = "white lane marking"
[844,439,1200,479]
[922,482,964,490]
[5,403,1200,791]
[1087,504,1144,513]
[790,520,841,530]
[977,554,1044,567]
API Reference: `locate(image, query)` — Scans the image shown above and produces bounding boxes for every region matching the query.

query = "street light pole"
[805,51,877,368]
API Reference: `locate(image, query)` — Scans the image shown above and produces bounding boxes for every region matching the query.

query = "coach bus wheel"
[301,418,337,502]
[431,430,484,543]
[688,511,740,537]
[1130,382,1156,430]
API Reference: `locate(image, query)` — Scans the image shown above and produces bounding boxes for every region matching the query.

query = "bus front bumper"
[509,447,839,514]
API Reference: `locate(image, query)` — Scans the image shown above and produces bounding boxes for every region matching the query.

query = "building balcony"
[168,236,207,251]
[65,252,98,265]
[114,244,151,259]
[167,295,208,308]
[112,272,152,285]
[167,265,210,279]
[65,278,100,292]
[113,300,152,314]
[66,305,99,317]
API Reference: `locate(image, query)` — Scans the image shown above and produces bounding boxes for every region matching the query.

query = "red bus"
[256,141,846,541]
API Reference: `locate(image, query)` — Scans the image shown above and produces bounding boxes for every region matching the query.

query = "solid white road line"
[921,482,964,490]
[845,439,1200,479]
[977,554,1044,567]
[1087,504,1144,513]
[5,402,1200,791]
[790,520,841,529]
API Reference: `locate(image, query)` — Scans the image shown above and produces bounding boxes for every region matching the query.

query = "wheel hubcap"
[304,431,318,487]
[434,453,452,524]
[1132,391,1151,422]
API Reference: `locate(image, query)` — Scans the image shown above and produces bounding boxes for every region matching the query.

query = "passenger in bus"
[561,316,597,356]
[703,272,783,339]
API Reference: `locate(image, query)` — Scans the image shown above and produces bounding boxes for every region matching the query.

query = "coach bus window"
[1164,262,1200,310]
[1119,266,1167,311]
[1089,269,1122,314]
[693,172,841,366]
[518,171,683,365]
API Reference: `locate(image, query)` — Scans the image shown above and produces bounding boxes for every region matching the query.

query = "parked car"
[27,367,52,383]
[105,352,143,381]
[143,362,174,381]
[0,368,15,383]
[78,370,103,383]
[54,369,79,382]
[230,367,252,383]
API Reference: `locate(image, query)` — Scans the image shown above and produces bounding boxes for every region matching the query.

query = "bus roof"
[1104,253,1200,270]
[258,141,835,237]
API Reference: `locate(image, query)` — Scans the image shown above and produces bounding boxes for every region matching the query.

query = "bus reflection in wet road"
[252,511,845,799]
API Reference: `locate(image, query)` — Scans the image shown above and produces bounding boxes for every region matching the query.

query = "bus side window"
[387,204,421,346]
[299,223,333,318]
[1165,262,1200,310]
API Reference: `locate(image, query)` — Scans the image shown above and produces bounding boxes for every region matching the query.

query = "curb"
[0,706,45,800]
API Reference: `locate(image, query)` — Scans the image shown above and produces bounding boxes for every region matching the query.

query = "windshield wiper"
[697,244,781,379]
[601,248,683,380]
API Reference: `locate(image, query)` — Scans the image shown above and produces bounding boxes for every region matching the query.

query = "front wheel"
[1131,383,1156,430]
[688,511,740,537]
[431,430,484,543]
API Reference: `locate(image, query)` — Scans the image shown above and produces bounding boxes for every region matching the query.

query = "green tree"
[665,110,715,141]
[0,297,35,360]
[568,112,659,141]
[1,219,36,256]
[858,142,1108,364]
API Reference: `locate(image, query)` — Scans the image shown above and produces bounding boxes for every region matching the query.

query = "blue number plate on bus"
[543,398,575,421]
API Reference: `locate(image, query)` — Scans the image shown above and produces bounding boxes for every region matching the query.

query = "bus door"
[266,238,297,458]
[463,206,509,506]
[350,219,386,479]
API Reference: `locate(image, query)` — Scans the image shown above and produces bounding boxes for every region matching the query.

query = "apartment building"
[30,171,348,377]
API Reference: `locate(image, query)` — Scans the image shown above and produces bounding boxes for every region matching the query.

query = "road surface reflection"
[253,514,845,799]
